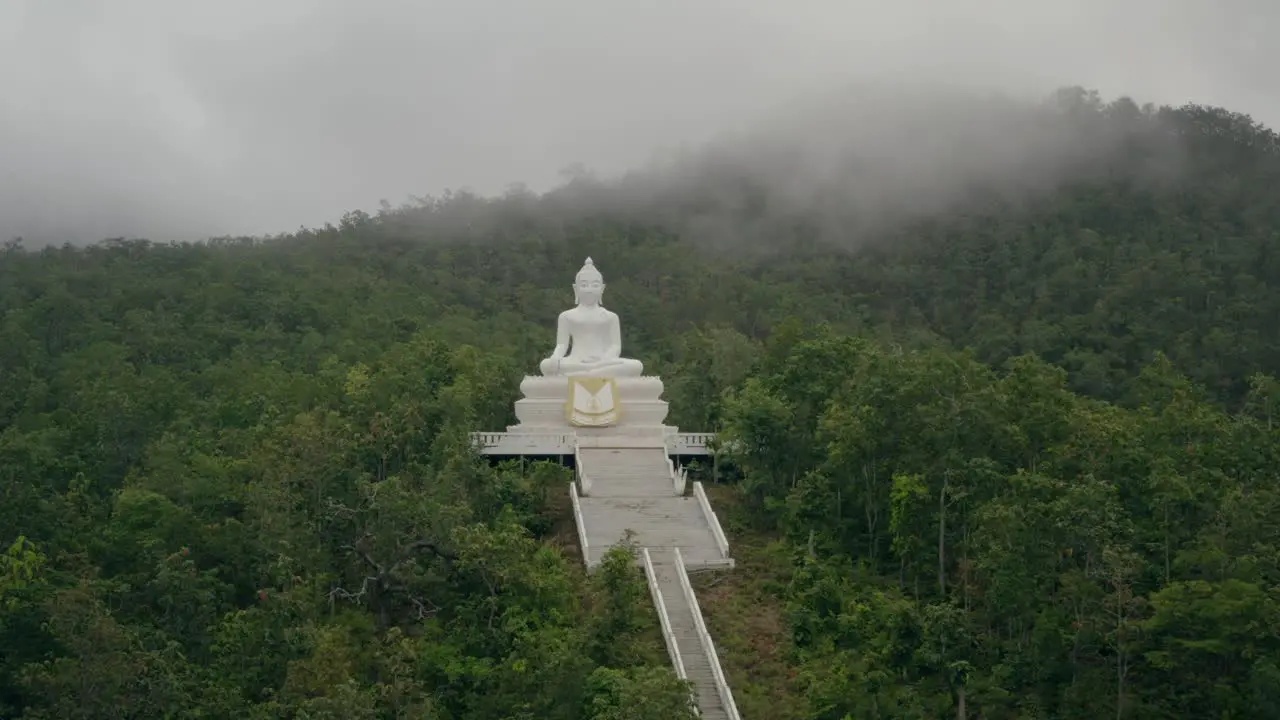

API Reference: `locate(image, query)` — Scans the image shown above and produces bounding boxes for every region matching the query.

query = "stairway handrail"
[663,438,686,495]
[573,436,592,495]
[693,482,731,559]
[673,548,742,720]
[642,548,687,681]
[470,431,575,452]
[569,482,590,568]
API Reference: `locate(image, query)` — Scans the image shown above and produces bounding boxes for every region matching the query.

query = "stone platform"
[508,374,671,437]
[472,431,716,456]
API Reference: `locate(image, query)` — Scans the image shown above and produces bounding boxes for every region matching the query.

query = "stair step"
[577,447,737,718]
[646,570,735,719]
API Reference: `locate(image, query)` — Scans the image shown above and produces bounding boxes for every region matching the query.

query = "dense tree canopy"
[3,87,1280,717]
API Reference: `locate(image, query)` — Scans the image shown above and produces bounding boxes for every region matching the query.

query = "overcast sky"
[1,0,1276,243]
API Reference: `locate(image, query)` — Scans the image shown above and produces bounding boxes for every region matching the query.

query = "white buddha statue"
[538,257,644,378]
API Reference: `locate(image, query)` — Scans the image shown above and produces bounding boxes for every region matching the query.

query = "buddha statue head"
[573,257,605,307]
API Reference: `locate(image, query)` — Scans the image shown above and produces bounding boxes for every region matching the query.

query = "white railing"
[693,482,731,559]
[662,431,716,455]
[663,438,687,495]
[673,548,742,720]
[475,431,715,455]
[573,436,593,495]
[642,548,687,681]
[667,457,686,495]
[471,432,575,454]
[675,432,715,450]
[472,431,506,447]
[569,482,590,568]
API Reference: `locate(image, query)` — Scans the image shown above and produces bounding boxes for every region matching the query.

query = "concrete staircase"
[574,448,731,570]
[576,448,672,496]
[647,549,736,719]
[572,445,740,719]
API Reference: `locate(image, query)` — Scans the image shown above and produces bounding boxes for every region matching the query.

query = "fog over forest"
[7,6,1280,720]
[2,0,1277,244]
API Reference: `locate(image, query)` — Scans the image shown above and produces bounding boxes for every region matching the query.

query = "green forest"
[3,87,1280,718]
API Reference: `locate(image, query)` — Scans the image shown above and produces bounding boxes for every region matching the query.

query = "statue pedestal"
[508,375,672,440]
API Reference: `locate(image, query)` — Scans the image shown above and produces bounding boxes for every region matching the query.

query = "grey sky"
[1,0,1276,243]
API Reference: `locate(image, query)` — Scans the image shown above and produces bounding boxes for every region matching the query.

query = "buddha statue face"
[573,257,605,307]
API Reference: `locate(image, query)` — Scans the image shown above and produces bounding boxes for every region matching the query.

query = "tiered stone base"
[508,375,672,440]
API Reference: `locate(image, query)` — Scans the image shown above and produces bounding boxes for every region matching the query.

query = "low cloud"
[1,0,1276,244]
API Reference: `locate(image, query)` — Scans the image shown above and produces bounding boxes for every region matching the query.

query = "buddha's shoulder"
[561,307,617,319]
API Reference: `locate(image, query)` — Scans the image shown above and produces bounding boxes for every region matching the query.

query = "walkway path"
[574,448,731,570]
[571,445,740,719]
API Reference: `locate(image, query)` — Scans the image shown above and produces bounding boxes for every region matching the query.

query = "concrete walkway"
[571,446,740,719]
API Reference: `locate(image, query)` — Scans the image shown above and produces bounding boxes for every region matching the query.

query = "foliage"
[3,87,1280,717]
[721,337,1280,718]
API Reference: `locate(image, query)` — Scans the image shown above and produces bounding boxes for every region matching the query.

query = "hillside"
[3,87,1280,718]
